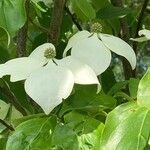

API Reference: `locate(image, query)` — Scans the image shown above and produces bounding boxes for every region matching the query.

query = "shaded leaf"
[97,4,131,19]
[6,116,56,150]
[71,0,96,21]
[0,0,26,36]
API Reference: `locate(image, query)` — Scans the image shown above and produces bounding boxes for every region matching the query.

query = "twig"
[48,0,66,46]
[28,17,49,33]
[111,0,134,80]
[133,0,150,54]
[16,0,30,57]
[64,6,82,31]
[0,86,27,116]
[0,119,14,131]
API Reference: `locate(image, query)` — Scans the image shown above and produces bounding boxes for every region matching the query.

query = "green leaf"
[101,102,150,150]
[0,45,10,63]
[0,129,9,149]
[97,4,131,19]
[52,124,79,150]
[0,0,26,36]
[129,78,139,99]
[137,68,150,109]
[6,116,56,150]
[64,111,101,133]
[78,123,104,150]
[60,85,116,116]
[88,0,110,11]
[0,27,10,46]
[0,100,10,120]
[107,81,128,96]
[64,111,104,149]
[31,0,53,7]
[52,111,104,149]
[71,0,96,21]
[101,68,116,93]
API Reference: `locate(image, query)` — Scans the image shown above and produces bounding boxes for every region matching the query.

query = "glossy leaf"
[137,68,150,109]
[129,78,139,99]
[52,124,79,149]
[64,111,104,149]
[6,116,56,150]
[101,102,150,150]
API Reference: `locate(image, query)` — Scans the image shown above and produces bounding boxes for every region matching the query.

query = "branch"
[111,0,134,80]
[133,0,150,54]
[0,85,27,116]
[29,17,49,33]
[16,0,30,57]
[0,119,14,131]
[48,0,65,46]
[64,6,82,31]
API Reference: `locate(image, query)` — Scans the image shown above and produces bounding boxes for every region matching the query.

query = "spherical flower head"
[90,22,103,33]
[44,48,56,59]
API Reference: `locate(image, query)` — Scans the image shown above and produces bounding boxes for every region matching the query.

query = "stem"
[133,0,150,54]
[16,0,30,57]
[132,0,149,77]
[48,0,65,46]
[0,119,14,131]
[111,0,134,80]
[0,86,27,116]
[64,6,82,31]
[29,17,49,33]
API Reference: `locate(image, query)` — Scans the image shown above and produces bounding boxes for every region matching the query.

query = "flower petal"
[71,34,112,75]
[25,64,74,114]
[138,29,150,39]
[0,64,7,78]
[0,57,42,82]
[55,56,100,85]
[63,30,91,57]
[29,43,55,64]
[100,34,136,70]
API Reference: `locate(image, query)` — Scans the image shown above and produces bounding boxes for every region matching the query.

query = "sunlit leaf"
[101,102,150,150]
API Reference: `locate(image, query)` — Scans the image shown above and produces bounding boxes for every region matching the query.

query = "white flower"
[0,43,99,114]
[139,29,150,39]
[63,30,136,75]
[130,29,150,42]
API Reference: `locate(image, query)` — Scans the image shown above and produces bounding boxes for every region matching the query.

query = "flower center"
[90,22,102,33]
[44,48,56,59]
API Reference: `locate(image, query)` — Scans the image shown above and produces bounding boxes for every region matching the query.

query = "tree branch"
[133,0,150,54]
[0,85,27,116]
[0,119,14,131]
[64,6,82,31]
[48,0,65,47]
[16,0,30,57]
[111,0,134,80]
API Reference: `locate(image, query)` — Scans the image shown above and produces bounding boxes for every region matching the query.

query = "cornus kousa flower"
[131,29,150,42]
[0,43,100,114]
[64,23,136,75]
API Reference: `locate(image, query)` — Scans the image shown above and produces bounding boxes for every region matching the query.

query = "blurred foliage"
[0,0,150,149]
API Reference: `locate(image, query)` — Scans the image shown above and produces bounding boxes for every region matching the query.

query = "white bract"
[64,30,136,75]
[0,43,99,114]
[139,29,150,39]
[130,29,150,42]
